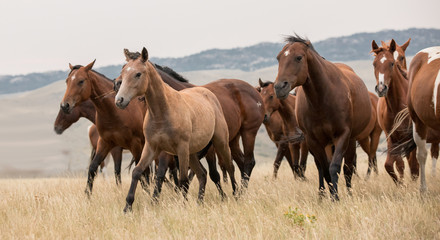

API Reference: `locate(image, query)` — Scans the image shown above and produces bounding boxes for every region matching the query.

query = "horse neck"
[278,97,297,129]
[384,66,408,113]
[79,101,96,124]
[88,71,118,117]
[144,65,176,119]
[301,51,337,107]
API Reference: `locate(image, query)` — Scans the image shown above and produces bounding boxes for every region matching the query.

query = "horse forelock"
[68,65,83,75]
[285,34,316,53]
[260,80,274,88]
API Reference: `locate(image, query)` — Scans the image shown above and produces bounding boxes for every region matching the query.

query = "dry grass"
[1,160,440,240]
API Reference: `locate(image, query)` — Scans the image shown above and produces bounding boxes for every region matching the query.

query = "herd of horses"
[53,35,440,211]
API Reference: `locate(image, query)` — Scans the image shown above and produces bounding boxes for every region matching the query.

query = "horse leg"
[384,139,401,184]
[152,152,171,201]
[213,130,238,197]
[230,135,245,179]
[206,149,226,200]
[343,139,356,195]
[188,154,208,203]
[430,142,438,177]
[307,138,328,198]
[110,146,123,185]
[124,143,157,212]
[272,143,285,179]
[240,130,258,190]
[329,129,351,201]
[299,141,308,179]
[408,149,419,181]
[412,120,428,193]
[358,137,373,179]
[287,143,301,179]
[370,127,382,175]
[85,139,112,197]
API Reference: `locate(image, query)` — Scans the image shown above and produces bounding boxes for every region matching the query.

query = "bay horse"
[371,39,419,184]
[406,46,440,192]
[115,47,238,212]
[54,99,124,184]
[60,60,149,196]
[274,35,373,200]
[257,79,308,180]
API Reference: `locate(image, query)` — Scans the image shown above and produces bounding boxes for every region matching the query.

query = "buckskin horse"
[406,46,440,192]
[371,39,419,184]
[60,61,150,196]
[115,47,238,212]
[273,35,373,200]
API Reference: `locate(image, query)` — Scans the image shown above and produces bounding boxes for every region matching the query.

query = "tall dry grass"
[1,160,439,239]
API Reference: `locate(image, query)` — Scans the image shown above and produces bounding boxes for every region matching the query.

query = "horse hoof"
[84,189,92,199]
[123,204,132,213]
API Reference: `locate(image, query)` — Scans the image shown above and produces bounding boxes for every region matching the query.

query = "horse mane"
[285,34,317,53]
[153,63,189,83]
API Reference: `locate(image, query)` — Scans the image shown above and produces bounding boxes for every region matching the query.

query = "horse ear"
[141,47,149,62]
[124,49,131,62]
[401,38,411,52]
[69,63,74,70]
[255,86,261,92]
[389,39,397,53]
[371,40,380,54]
[259,78,264,87]
[84,59,96,72]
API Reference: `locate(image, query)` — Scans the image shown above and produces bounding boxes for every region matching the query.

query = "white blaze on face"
[393,51,399,61]
[378,73,385,85]
[257,101,262,108]
[284,50,290,57]
[420,46,440,64]
[380,56,387,63]
[71,74,76,81]
[432,69,440,115]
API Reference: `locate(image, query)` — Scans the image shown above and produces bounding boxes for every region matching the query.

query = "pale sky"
[0,0,439,75]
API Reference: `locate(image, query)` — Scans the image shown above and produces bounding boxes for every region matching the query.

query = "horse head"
[257,78,280,123]
[60,60,95,114]
[115,47,150,109]
[274,35,312,100]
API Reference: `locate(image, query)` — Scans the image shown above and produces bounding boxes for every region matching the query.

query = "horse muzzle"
[274,81,291,100]
[375,84,388,97]
[115,96,129,109]
[60,102,72,114]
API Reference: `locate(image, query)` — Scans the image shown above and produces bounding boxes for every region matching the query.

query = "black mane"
[153,63,189,83]
[285,34,317,53]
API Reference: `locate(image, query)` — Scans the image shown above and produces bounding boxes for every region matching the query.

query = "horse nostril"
[282,81,288,88]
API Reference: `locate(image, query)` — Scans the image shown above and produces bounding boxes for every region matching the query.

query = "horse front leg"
[412,121,428,193]
[110,146,123,185]
[329,130,351,201]
[124,143,157,213]
[85,138,112,197]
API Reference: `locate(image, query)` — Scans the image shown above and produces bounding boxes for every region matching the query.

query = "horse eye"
[78,80,84,86]
[296,56,303,62]
[135,72,141,78]
[391,62,394,67]
[269,95,274,100]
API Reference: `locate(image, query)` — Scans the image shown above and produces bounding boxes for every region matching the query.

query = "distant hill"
[1,28,439,94]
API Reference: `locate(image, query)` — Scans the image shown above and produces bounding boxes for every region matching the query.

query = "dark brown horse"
[115,47,237,212]
[257,80,308,179]
[60,61,149,196]
[54,99,124,184]
[406,46,440,192]
[371,39,419,184]
[274,35,373,200]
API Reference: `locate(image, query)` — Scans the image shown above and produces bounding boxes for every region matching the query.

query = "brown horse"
[60,61,148,196]
[274,35,373,200]
[115,56,264,192]
[406,46,440,192]
[371,39,419,184]
[115,47,237,212]
[54,99,124,184]
[257,80,308,179]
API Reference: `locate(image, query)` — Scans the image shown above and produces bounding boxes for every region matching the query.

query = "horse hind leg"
[408,149,419,181]
[430,142,438,177]
[240,130,258,190]
[343,139,357,196]
[358,137,373,180]
[205,148,226,200]
[110,146,123,185]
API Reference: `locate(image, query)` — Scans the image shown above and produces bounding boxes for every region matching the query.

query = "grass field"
[1,160,439,239]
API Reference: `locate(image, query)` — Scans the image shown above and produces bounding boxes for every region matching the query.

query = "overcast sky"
[1,0,439,75]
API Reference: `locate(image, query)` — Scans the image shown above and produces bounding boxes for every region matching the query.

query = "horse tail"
[127,157,136,172]
[388,107,416,156]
